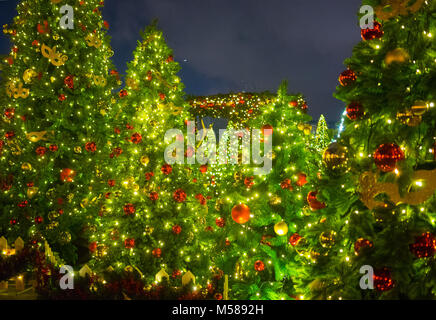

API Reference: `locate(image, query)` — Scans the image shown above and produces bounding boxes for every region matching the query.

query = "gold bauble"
[322,142,349,172]
[27,187,39,199]
[74,146,82,153]
[145,226,154,235]
[385,48,409,66]
[60,231,72,244]
[411,101,429,116]
[132,183,140,191]
[319,231,336,248]
[21,162,32,171]
[274,221,289,236]
[48,211,59,220]
[140,156,150,166]
[67,193,74,202]
[269,195,282,206]
[234,171,242,182]
[46,221,59,230]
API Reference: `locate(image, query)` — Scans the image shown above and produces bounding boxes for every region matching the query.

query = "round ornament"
[322,142,348,172]
[409,232,436,258]
[361,21,384,40]
[373,143,405,172]
[339,69,357,86]
[346,102,365,120]
[274,221,289,236]
[231,204,251,224]
[319,231,336,248]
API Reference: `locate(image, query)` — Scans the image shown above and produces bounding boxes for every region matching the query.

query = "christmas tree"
[190,83,320,299]
[314,115,331,152]
[0,0,119,263]
[88,21,214,289]
[296,0,436,299]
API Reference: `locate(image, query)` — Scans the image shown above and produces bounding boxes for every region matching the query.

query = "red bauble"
[339,69,357,86]
[373,143,405,172]
[373,268,394,292]
[173,189,187,203]
[289,233,302,246]
[289,101,298,107]
[361,21,384,41]
[254,260,265,271]
[346,102,365,120]
[114,127,121,134]
[214,293,223,300]
[166,55,174,63]
[108,179,115,187]
[36,146,47,157]
[64,75,74,89]
[89,242,97,252]
[112,147,123,157]
[123,203,136,215]
[103,21,109,29]
[146,71,152,81]
[261,124,273,136]
[159,93,166,100]
[215,217,226,228]
[409,232,436,258]
[152,248,162,258]
[49,144,58,152]
[10,219,17,225]
[124,238,135,249]
[85,142,97,152]
[172,225,182,234]
[195,194,207,205]
[37,20,49,34]
[296,173,307,187]
[354,238,373,255]
[131,133,142,144]
[58,94,66,101]
[5,131,15,139]
[244,176,254,188]
[172,270,181,278]
[4,108,15,119]
[307,191,326,211]
[119,89,128,98]
[34,216,43,224]
[145,172,154,181]
[161,164,173,175]
[199,165,208,173]
[231,204,251,224]
[149,191,159,201]
[18,200,28,208]
[280,179,293,190]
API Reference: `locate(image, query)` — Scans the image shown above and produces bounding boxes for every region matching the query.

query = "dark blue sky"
[0,0,363,124]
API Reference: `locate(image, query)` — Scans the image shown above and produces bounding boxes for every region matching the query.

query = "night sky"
[0,0,363,125]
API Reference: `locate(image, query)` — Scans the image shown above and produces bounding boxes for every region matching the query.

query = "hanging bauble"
[319,231,336,248]
[215,217,226,228]
[131,133,142,144]
[199,164,208,173]
[172,225,182,235]
[152,248,162,257]
[231,204,251,224]
[4,108,15,119]
[280,178,293,190]
[254,260,265,271]
[123,203,135,215]
[60,231,71,244]
[289,233,302,246]
[74,146,82,154]
[244,176,254,188]
[49,144,58,152]
[296,173,307,187]
[322,142,349,172]
[161,164,172,175]
[21,162,32,171]
[385,48,409,66]
[373,268,394,292]
[34,216,43,224]
[339,69,357,86]
[361,21,383,40]
[119,89,128,98]
[149,191,159,202]
[85,142,97,153]
[27,187,39,199]
[173,189,187,203]
[10,219,17,225]
[274,221,288,236]
[354,238,373,255]
[234,171,243,182]
[373,143,405,172]
[35,146,47,157]
[124,238,135,249]
[269,195,282,206]
[346,102,365,120]
[58,94,66,101]
[214,293,223,300]
[64,75,74,89]
[60,168,76,183]
[409,232,436,258]
[307,191,326,211]
[140,155,150,166]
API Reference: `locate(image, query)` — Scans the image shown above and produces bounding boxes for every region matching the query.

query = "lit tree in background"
[88,21,214,290]
[296,0,436,299]
[189,83,321,300]
[314,115,331,152]
[0,0,119,263]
